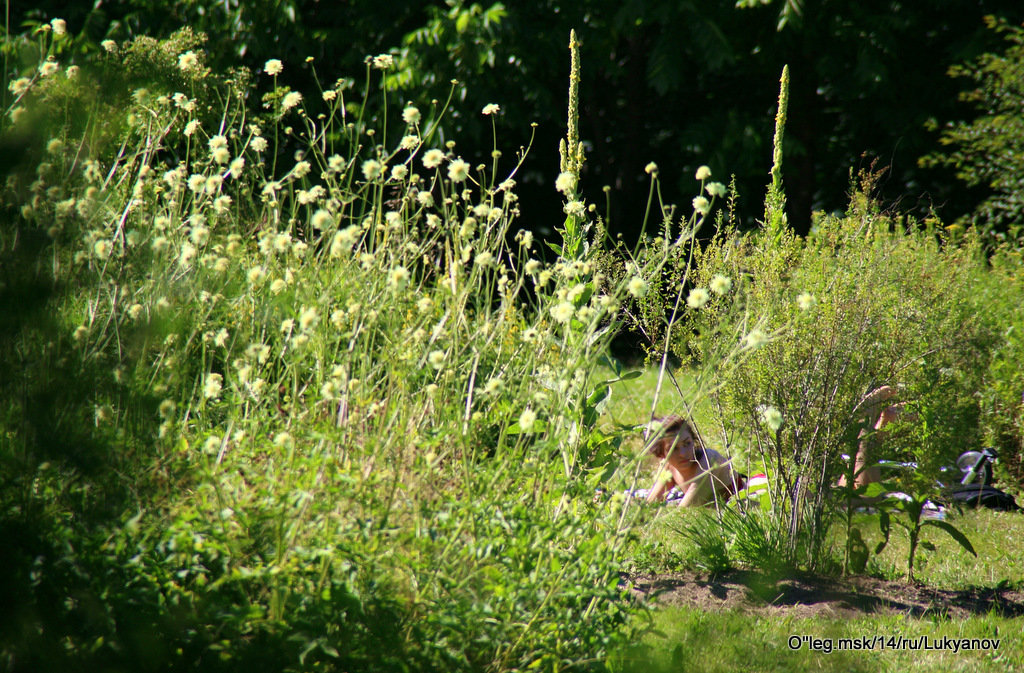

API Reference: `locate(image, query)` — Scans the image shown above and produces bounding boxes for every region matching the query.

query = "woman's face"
[668,428,695,456]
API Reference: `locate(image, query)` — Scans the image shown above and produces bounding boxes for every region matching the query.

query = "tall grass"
[0,23,738,671]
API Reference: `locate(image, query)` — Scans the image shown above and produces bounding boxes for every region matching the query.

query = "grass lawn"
[613,608,1020,673]
[605,365,1024,673]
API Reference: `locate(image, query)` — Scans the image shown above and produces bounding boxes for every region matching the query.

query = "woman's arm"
[646,466,679,503]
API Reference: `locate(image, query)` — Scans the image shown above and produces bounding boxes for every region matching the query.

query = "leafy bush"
[976,247,1024,487]
[679,172,1000,569]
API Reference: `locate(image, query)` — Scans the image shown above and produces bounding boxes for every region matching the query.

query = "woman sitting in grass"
[645,416,746,507]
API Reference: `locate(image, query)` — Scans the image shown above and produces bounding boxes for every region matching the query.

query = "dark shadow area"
[0,201,189,672]
[626,569,1024,619]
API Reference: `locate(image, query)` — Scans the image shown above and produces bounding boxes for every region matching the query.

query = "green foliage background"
[4,6,1024,673]
[7,0,1024,242]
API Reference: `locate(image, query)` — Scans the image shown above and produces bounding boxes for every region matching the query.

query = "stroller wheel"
[956,451,994,486]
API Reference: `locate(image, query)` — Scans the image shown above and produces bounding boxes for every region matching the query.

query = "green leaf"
[860,482,889,499]
[506,420,548,435]
[586,384,610,408]
[923,519,978,557]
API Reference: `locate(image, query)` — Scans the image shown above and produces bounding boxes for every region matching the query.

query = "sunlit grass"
[614,608,1022,673]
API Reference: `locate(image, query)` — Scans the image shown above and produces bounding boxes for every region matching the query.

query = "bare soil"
[625,570,1024,619]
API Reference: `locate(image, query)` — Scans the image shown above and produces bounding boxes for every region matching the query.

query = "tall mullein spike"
[770,65,789,192]
[565,30,582,174]
[763,64,789,238]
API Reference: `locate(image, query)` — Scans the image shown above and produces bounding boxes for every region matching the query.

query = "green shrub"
[679,173,1000,569]
[976,247,1024,488]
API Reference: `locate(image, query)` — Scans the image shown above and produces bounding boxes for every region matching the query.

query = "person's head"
[647,415,697,460]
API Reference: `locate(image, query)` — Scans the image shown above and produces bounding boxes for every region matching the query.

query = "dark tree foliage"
[8,0,1024,240]
[921,16,1024,246]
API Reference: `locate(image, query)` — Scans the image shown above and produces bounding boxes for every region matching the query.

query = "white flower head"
[555,172,577,194]
[518,407,537,433]
[447,158,470,183]
[423,149,445,169]
[282,91,302,111]
[550,301,575,324]
[709,275,732,295]
[645,162,658,175]
[9,77,30,96]
[427,349,446,370]
[362,159,382,180]
[627,277,648,298]
[177,51,199,72]
[695,165,712,181]
[564,200,585,218]
[292,160,311,179]
[311,209,333,230]
[402,106,420,125]
[299,306,319,331]
[247,266,267,284]
[692,196,711,215]
[687,287,710,309]
[797,292,817,311]
[744,328,769,349]
[706,182,727,199]
[203,373,223,399]
[389,265,410,290]
[93,239,112,259]
[264,59,284,76]
[482,103,500,115]
[760,405,783,432]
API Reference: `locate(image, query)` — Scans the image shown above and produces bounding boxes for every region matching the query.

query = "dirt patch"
[625,570,1024,619]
